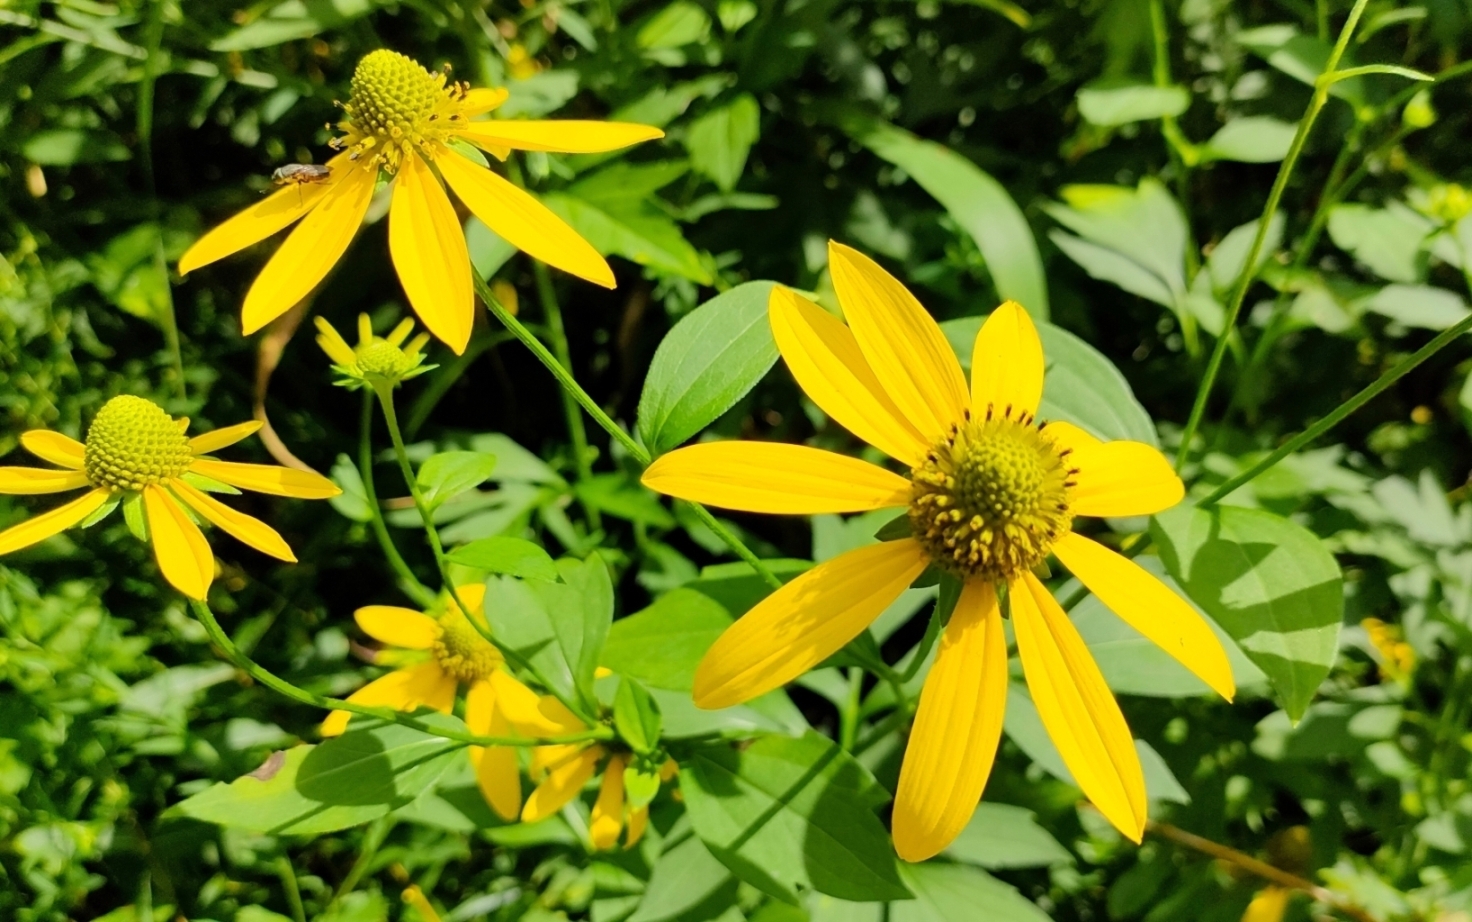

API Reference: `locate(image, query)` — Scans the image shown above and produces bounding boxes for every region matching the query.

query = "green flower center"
[908,406,1074,581]
[339,50,465,172]
[83,395,192,492]
[356,340,419,378]
[432,609,501,684]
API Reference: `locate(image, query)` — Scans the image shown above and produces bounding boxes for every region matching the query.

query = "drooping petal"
[0,467,90,495]
[1012,572,1147,842]
[466,679,522,821]
[321,661,453,736]
[590,753,628,850]
[0,488,110,555]
[693,539,929,709]
[641,441,911,514]
[768,287,931,466]
[240,161,377,335]
[522,745,601,822]
[970,301,1044,419]
[461,87,510,117]
[143,485,215,600]
[454,120,663,154]
[188,421,264,457]
[893,579,1007,862]
[1067,440,1184,518]
[354,605,439,650]
[21,431,85,470]
[626,806,649,848]
[827,243,969,443]
[169,479,296,562]
[1040,420,1101,458]
[1053,532,1235,700]
[188,459,341,499]
[390,153,474,354]
[493,671,585,737]
[435,148,615,289]
[178,151,355,275]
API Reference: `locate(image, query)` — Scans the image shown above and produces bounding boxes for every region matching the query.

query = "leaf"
[1207,215,1286,297]
[1236,24,1364,104]
[638,0,713,48]
[328,453,373,523]
[636,280,780,454]
[1044,179,1188,310]
[687,94,761,192]
[1326,202,1433,283]
[23,129,130,165]
[416,451,497,511]
[629,822,735,922]
[945,803,1074,869]
[893,863,1052,922]
[614,678,662,754]
[499,71,581,118]
[602,588,734,691]
[940,316,1158,445]
[682,732,909,903]
[1363,284,1471,330]
[1151,503,1344,721]
[574,473,678,527]
[1199,117,1298,163]
[685,559,813,615]
[209,0,377,51]
[841,114,1049,318]
[446,536,558,580]
[1076,79,1190,127]
[544,191,712,284]
[1048,232,1178,307]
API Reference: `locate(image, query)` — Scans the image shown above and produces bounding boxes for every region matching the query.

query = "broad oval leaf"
[945,803,1074,870]
[416,450,497,511]
[602,587,734,691]
[1077,79,1190,127]
[447,535,559,581]
[894,862,1052,922]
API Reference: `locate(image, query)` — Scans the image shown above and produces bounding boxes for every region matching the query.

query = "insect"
[270,163,332,204]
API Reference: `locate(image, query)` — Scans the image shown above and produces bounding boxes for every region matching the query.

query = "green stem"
[1174,0,1373,471]
[137,0,184,401]
[360,392,434,607]
[839,667,862,751]
[329,816,393,908]
[681,502,783,589]
[277,856,307,922]
[534,262,602,531]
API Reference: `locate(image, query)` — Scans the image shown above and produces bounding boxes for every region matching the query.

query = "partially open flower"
[316,313,434,390]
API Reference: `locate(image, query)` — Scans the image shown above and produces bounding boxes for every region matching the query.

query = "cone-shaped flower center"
[433,608,502,684]
[338,50,465,172]
[909,407,1074,581]
[83,395,192,492]
[356,339,421,378]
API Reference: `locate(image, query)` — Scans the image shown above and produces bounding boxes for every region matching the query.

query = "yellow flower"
[1362,617,1415,683]
[640,242,1236,861]
[178,49,664,355]
[0,395,339,600]
[315,313,434,390]
[324,584,544,821]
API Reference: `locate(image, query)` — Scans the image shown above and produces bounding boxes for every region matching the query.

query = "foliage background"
[3,0,1472,919]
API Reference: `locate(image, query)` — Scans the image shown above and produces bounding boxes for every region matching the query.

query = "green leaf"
[1206,215,1286,297]
[624,760,663,810]
[893,862,1051,922]
[1044,179,1187,311]
[499,71,581,118]
[614,678,663,754]
[686,560,812,615]
[1199,116,1297,163]
[945,803,1074,869]
[23,129,130,165]
[1151,503,1343,721]
[544,183,713,284]
[416,451,497,511]
[682,733,909,903]
[602,588,733,691]
[687,94,761,192]
[447,536,558,581]
[1076,79,1190,127]
[1236,24,1364,104]
[209,0,377,51]
[636,280,781,454]
[1326,202,1432,283]
[629,822,734,922]
[328,453,373,523]
[1363,284,1471,330]
[841,114,1049,318]
[638,1,713,48]
[574,473,677,527]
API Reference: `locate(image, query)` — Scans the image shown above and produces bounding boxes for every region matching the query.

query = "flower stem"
[533,262,602,531]
[360,391,434,607]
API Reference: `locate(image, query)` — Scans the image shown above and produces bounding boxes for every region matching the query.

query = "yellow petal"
[768,287,931,466]
[21,431,85,470]
[390,154,474,355]
[1242,887,1291,922]
[522,746,601,822]
[144,485,215,600]
[461,87,510,117]
[321,661,452,736]
[827,243,969,443]
[178,151,355,275]
[188,459,341,499]
[1011,572,1146,842]
[314,316,358,366]
[626,805,649,848]
[492,671,585,736]
[355,605,439,649]
[1067,440,1184,518]
[455,120,663,154]
[0,488,110,555]
[693,539,929,709]
[1053,532,1235,700]
[449,582,487,620]
[641,441,911,514]
[241,161,377,335]
[466,679,522,821]
[435,148,615,289]
[188,421,264,456]
[1040,420,1101,457]
[590,754,628,850]
[970,301,1044,419]
[893,579,1007,862]
[169,479,296,562]
[0,467,90,495]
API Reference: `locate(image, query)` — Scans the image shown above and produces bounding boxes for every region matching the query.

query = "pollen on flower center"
[433,608,502,684]
[356,340,418,378]
[908,406,1075,581]
[337,50,466,172]
[83,395,192,492]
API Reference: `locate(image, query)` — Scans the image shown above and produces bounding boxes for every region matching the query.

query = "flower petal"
[467,679,522,820]
[355,605,439,650]
[321,661,451,736]
[1067,440,1184,518]
[21,431,85,470]
[522,746,601,822]
[390,154,474,355]
[1053,532,1235,700]
[315,317,358,366]
[590,753,627,850]
[0,467,90,495]
[1012,571,1146,842]
[461,87,510,117]
[769,286,931,466]
[970,301,1044,419]
[493,671,585,737]
[626,806,649,848]
[1242,887,1291,922]
[455,120,663,154]
[641,441,911,514]
[827,242,969,443]
[178,151,355,275]
[693,539,929,709]
[170,479,296,562]
[893,579,1007,862]
[240,160,377,335]
[436,148,615,289]
[1040,421,1101,457]
[188,459,341,499]
[0,488,110,555]
[143,485,215,600]
[188,421,264,456]
[450,583,487,620]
